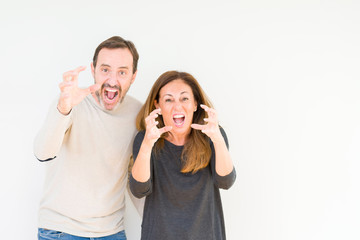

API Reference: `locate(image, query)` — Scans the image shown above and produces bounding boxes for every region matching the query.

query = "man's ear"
[131,70,137,84]
[91,62,95,78]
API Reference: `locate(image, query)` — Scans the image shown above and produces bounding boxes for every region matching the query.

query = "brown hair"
[92,36,139,73]
[136,71,213,173]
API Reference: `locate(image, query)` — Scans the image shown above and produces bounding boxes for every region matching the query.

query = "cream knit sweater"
[34,94,142,237]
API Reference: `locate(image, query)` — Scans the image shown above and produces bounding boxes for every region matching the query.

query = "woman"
[129,71,236,240]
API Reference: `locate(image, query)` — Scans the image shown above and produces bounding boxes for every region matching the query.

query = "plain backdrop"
[1,0,360,239]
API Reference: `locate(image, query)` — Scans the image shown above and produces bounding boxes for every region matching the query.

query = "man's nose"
[107,72,118,85]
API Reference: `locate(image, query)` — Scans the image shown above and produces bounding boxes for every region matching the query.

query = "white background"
[1,0,359,239]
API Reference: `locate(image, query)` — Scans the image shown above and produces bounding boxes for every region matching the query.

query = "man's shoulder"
[123,95,142,109]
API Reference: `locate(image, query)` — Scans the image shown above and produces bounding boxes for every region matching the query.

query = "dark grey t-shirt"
[129,128,236,240]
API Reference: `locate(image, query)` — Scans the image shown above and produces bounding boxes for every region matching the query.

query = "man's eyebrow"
[100,64,129,69]
[118,66,129,69]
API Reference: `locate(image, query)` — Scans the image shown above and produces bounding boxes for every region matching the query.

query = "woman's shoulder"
[134,130,146,143]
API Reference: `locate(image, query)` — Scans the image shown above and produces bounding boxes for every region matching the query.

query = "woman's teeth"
[173,114,185,125]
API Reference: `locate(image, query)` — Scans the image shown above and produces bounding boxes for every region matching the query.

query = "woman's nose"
[174,101,182,110]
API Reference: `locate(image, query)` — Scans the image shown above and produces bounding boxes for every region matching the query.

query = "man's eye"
[102,69,108,73]
[119,71,126,75]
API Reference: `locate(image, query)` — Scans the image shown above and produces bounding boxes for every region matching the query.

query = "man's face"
[91,48,137,111]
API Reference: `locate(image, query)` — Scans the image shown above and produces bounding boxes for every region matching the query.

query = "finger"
[203,118,217,124]
[151,108,162,115]
[191,123,205,130]
[200,104,216,114]
[59,81,73,91]
[88,83,101,94]
[62,72,73,82]
[145,116,160,128]
[73,66,87,74]
[145,113,159,124]
[62,66,86,82]
[146,122,159,132]
[147,110,161,122]
[200,104,209,111]
[159,126,172,134]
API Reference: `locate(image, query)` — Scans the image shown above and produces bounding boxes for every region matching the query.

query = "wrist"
[57,105,72,116]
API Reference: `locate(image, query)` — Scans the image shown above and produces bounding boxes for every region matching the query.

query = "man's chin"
[100,97,123,111]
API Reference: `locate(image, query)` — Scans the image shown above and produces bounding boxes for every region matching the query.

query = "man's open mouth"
[104,88,119,101]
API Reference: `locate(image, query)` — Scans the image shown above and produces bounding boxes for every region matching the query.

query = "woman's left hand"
[191,104,223,143]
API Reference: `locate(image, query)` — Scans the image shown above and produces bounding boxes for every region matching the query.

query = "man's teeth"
[106,89,117,92]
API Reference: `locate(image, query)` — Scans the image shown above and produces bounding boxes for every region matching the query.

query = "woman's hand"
[192,104,233,177]
[191,104,223,143]
[132,108,172,183]
[144,108,172,146]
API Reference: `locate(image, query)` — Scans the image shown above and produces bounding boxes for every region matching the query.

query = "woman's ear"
[154,100,159,109]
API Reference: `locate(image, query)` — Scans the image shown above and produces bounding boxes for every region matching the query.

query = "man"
[34,36,142,240]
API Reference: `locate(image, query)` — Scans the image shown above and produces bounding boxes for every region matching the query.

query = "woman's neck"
[166,132,189,146]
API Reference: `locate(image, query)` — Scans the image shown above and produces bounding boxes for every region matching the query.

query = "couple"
[34,36,236,240]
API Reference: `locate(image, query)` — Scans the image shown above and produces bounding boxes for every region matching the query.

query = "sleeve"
[129,131,154,198]
[211,127,237,190]
[126,182,145,217]
[33,98,73,161]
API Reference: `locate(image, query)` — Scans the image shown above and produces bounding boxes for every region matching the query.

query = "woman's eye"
[165,99,172,102]
[182,97,189,101]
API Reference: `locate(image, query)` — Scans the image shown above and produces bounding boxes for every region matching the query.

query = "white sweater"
[34,94,142,237]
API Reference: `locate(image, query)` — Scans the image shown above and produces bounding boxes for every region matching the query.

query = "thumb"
[159,126,172,134]
[89,83,101,93]
[79,84,99,98]
[191,124,204,130]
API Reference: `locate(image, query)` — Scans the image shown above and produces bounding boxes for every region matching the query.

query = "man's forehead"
[97,48,133,68]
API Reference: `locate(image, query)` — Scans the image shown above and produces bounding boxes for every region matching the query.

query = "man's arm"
[34,66,100,161]
[33,99,73,161]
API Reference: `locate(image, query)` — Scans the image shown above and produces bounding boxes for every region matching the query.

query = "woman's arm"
[211,127,236,189]
[131,137,155,182]
[191,104,234,176]
[212,129,234,176]
[191,104,236,189]
[129,108,172,198]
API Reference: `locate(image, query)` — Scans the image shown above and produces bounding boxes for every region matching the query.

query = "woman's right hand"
[144,108,172,146]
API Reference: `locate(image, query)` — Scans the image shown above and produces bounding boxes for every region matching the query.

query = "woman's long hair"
[136,71,214,173]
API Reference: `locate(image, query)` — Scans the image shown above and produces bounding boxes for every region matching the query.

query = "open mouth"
[173,114,185,127]
[103,88,119,103]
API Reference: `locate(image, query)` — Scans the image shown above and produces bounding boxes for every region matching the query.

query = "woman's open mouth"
[173,114,185,127]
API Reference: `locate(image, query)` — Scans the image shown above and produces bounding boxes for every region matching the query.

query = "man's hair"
[92,36,139,73]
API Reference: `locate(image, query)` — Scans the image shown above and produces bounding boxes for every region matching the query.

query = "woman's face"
[155,79,197,138]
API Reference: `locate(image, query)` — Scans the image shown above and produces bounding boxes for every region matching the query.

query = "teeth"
[174,114,184,118]
[106,89,117,92]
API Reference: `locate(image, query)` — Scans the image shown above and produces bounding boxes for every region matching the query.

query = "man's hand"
[57,66,100,115]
